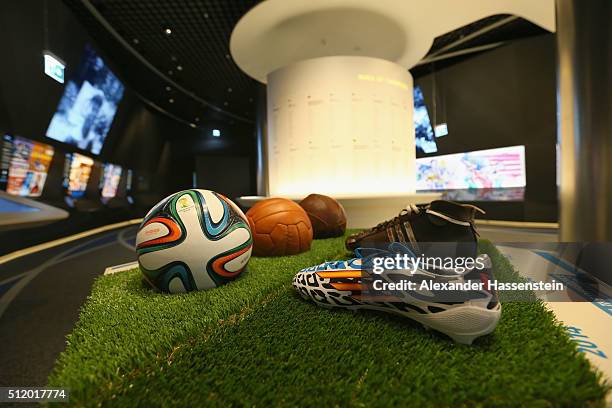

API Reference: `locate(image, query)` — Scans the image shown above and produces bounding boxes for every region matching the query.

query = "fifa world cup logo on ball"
[135,189,253,293]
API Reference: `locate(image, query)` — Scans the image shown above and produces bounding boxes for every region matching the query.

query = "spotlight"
[164,27,172,35]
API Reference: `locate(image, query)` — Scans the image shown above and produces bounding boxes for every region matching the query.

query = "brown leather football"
[246,198,313,256]
[299,194,347,238]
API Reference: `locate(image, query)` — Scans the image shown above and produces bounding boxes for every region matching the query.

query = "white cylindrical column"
[266,56,415,198]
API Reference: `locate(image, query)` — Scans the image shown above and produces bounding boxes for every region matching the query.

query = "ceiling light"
[164,27,172,35]
[133,38,139,44]
[203,12,209,18]
[212,129,221,137]
[169,98,174,103]
[165,86,172,91]
[189,123,196,128]
[177,65,183,71]
[227,87,232,92]
[194,117,200,122]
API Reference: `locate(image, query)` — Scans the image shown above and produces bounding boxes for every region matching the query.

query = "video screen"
[0,197,41,213]
[126,169,133,192]
[0,134,13,190]
[46,44,125,155]
[416,145,526,190]
[100,163,122,198]
[0,134,55,197]
[414,86,437,154]
[438,187,525,202]
[64,152,94,198]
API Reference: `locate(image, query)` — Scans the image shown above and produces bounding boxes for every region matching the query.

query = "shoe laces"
[369,204,423,234]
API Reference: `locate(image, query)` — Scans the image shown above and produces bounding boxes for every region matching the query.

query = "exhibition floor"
[0,225,137,387]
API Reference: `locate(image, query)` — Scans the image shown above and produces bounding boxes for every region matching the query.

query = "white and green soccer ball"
[136,189,252,293]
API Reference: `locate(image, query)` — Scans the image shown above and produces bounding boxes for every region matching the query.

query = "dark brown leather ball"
[246,198,313,256]
[299,194,347,239]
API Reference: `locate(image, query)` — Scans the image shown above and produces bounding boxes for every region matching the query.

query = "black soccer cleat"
[345,200,485,258]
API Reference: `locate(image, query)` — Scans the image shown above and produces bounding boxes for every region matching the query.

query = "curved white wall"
[266,56,414,198]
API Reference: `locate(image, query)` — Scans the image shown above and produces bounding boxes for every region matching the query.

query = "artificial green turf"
[48,235,348,406]
[48,237,609,407]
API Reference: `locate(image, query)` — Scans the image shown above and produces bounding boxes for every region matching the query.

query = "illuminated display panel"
[414,86,437,154]
[2,135,55,197]
[0,134,14,190]
[416,145,526,190]
[46,44,124,155]
[64,152,94,198]
[126,169,133,191]
[440,187,525,201]
[100,163,122,198]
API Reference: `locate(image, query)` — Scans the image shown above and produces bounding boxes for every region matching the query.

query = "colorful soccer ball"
[136,189,252,293]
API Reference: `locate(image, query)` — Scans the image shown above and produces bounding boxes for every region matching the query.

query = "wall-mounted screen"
[0,134,13,190]
[126,169,133,192]
[64,152,94,198]
[100,163,122,198]
[0,134,55,197]
[439,187,525,202]
[413,86,437,154]
[416,145,526,190]
[46,44,124,155]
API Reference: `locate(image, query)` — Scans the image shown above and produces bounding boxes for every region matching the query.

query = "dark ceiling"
[63,0,549,129]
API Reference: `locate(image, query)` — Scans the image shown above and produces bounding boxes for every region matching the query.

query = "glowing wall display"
[413,86,437,154]
[2,135,55,197]
[64,152,94,198]
[0,134,14,190]
[100,163,122,198]
[416,145,526,190]
[126,169,133,191]
[46,44,124,155]
[440,187,525,202]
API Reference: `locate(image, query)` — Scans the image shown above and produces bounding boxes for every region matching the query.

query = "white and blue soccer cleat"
[292,245,501,345]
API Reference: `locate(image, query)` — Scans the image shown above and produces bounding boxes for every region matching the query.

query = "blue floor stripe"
[0,276,22,297]
[58,233,118,260]
[533,250,612,316]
